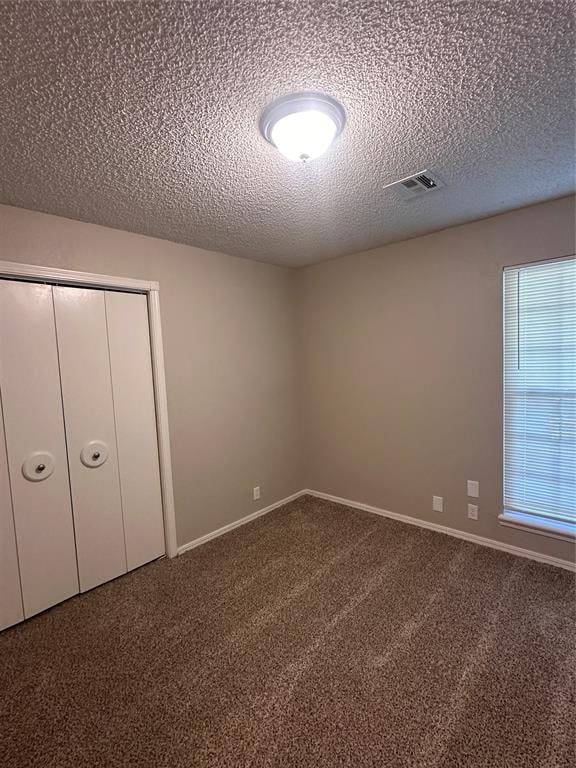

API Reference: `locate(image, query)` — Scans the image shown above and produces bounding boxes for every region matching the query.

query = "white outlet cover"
[432,495,443,512]
[253,486,260,500]
[467,480,479,498]
[468,503,478,520]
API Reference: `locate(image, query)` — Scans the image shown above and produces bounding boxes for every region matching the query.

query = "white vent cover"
[383,170,444,200]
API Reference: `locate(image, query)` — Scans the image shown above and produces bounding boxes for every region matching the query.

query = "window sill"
[499,510,576,543]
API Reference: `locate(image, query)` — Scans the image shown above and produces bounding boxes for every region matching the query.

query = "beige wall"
[0,205,302,546]
[2,196,574,564]
[296,196,576,562]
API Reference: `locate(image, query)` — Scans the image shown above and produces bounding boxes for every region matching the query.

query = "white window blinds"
[503,257,576,535]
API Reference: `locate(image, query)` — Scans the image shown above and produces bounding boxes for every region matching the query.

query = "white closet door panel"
[0,281,79,617]
[105,291,165,570]
[53,286,126,592]
[0,391,24,630]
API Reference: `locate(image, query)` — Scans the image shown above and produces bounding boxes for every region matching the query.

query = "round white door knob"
[80,440,108,468]
[22,451,56,482]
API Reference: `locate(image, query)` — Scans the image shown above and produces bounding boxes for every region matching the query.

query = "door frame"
[0,260,178,558]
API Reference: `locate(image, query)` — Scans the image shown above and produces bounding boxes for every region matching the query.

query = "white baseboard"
[177,490,306,555]
[305,489,576,573]
[177,487,575,572]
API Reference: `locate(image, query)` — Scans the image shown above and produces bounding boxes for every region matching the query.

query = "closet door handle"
[80,441,108,468]
[22,452,55,482]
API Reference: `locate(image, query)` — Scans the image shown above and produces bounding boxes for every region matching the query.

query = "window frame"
[499,255,576,542]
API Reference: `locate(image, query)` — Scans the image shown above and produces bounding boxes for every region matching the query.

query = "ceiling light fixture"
[259,92,346,163]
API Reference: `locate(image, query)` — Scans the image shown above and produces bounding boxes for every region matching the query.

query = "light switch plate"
[253,486,260,501]
[467,480,479,498]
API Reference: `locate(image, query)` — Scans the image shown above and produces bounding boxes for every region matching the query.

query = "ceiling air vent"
[383,169,444,200]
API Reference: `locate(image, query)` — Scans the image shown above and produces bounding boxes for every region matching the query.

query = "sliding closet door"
[0,281,79,617]
[53,286,126,592]
[0,390,24,630]
[105,291,165,570]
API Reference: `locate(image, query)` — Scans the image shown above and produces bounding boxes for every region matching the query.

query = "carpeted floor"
[1,495,574,767]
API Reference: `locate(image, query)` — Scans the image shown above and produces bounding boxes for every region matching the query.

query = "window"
[501,257,576,539]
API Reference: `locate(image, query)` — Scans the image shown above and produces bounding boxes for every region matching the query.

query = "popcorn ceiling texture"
[0,0,574,267]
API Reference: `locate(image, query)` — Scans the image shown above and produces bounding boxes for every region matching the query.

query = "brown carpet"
[1,495,575,767]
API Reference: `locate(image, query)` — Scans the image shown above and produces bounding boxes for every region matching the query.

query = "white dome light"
[260,92,346,163]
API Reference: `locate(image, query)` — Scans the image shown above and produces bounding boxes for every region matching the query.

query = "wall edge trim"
[177,490,307,555]
[305,489,576,572]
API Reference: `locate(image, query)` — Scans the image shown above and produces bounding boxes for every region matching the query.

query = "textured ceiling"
[0,1,574,267]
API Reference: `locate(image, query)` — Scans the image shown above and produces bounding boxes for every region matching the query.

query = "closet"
[0,279,165,631]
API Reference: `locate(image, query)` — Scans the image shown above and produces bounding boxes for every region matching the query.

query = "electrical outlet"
[467,480,479,498]
[253,486,260,501]
[467,503,478,520]
[432,496,443,512]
